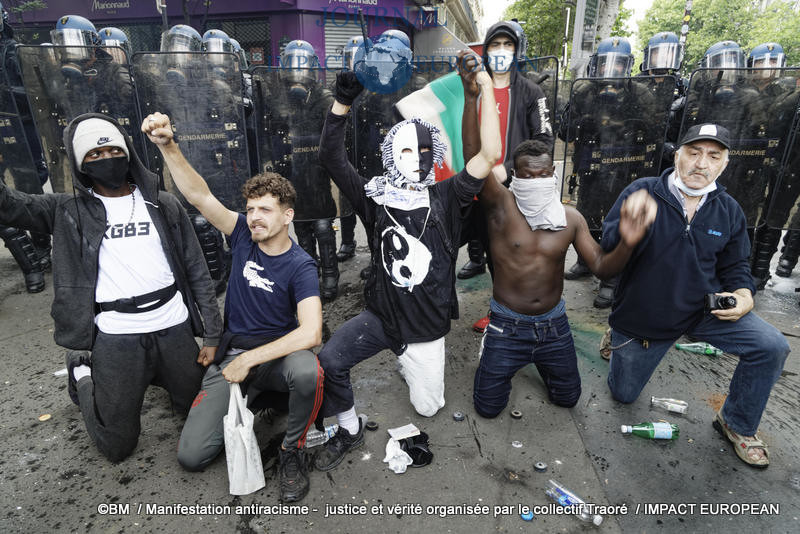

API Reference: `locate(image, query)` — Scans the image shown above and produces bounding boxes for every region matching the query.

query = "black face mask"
[414,122,434,178]
[83,157,130,190]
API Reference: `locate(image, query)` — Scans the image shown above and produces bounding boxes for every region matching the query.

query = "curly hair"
[241,172,296,209]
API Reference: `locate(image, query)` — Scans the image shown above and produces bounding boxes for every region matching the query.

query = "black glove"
[335,71,364,106]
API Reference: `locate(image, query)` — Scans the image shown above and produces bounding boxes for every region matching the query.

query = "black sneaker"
[313,418,365,471]
[278,447,310,503]
[65,351,91,406]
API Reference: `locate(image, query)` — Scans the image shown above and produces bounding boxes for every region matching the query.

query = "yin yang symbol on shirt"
[381,224,432,291]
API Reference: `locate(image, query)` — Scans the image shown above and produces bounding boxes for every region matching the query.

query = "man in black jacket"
[0,113,222,463]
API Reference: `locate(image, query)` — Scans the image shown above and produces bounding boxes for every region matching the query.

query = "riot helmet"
[52,15,99,66]
[202,29,233,54]
[700,41,744,69]
[230,38,248,70]
[588,37,634,78]
[748,42,785,79]
[98,27,131,64]
[51,15,99,46]
[483,20,527,74]
[160,24,202,53]
[280,40,319,88]
[343,35,364,71]
[641,32,683,74]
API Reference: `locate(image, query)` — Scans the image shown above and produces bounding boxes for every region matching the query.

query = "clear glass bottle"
[545,479,603,526]
[650,396,688,414]
[621,421,679,440]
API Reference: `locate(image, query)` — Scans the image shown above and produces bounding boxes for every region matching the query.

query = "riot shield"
[250,66,347,221]
[520,56,559,136]
[0,54,41,194]
[16,45,143,193]
[681,67,800,228]
[561,76,675,231]
[132,51,250,212]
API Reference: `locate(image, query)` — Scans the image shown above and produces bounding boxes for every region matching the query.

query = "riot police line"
[2,15,800,298]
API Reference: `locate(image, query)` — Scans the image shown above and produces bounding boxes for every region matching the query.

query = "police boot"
[315,219,339,300]
[776,228,800,278]
[0,226,45,293]
[337,213,357,261]
[457,239,486,279]
[294,221,319,265]
[594,277,617,309]
[192,214,229,294]
[565,256,591,280]
[750,226,782,289]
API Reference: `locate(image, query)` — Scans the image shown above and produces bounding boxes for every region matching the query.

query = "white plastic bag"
[223,383,265,495]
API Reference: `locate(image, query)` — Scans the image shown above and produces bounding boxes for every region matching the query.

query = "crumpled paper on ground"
[383,437,413,474]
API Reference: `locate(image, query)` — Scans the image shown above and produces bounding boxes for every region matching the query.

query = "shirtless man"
[459,53,658,414]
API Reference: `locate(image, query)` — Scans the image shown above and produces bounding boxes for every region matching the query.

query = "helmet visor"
[51,28,96,47]
[596,53,632,78]
[160,31,201,53]
[644,42,681,71]
[706,50,743,69]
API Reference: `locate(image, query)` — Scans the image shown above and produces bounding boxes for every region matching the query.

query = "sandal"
[713,412,769,468]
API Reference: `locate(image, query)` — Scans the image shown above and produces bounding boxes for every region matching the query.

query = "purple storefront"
[10,0,429,67]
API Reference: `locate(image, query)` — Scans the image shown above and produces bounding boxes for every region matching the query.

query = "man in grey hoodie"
[0,113,222,462]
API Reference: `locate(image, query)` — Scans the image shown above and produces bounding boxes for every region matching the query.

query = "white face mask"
[488,50,515,73]
[392,123,422,183]
[509,174,567,231]
[673,172,717,197]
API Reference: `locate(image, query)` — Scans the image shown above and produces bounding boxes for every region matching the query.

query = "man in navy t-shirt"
[143,113,324,503]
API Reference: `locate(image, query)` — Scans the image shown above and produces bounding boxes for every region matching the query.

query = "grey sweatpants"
[75,320,204,463]
[176,349,323,472]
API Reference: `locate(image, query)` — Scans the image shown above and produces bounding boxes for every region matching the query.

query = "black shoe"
[775,259,795,278]
[593,285,614,309]
[65,350,90,406]
[753,272,770,290]
[278,447,310,503]
[336,241,356,262]
[564,261,591,280]
[457,259,486,280]
[313,419,365,472]
[359,265,373,280]
[321,271,339,300]
[24,271,45,293]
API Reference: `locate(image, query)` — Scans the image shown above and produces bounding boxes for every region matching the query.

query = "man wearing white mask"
[601,124,789,467]
[458,21,554,334]
[313,61,501,471]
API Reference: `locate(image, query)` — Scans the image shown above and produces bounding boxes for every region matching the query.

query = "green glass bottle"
[621,422,679,440]
[675,341,723,356]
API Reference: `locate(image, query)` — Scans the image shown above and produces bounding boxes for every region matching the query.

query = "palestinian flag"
[395,72,465,182]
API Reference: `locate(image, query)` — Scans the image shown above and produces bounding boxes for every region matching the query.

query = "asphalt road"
[1,224,798,533]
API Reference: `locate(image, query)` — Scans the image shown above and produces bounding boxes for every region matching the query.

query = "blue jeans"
[473,299,581,417]
[608,311,790,435]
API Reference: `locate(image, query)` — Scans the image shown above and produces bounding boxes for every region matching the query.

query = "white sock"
[73,365,91,382]
[336,407,360,435]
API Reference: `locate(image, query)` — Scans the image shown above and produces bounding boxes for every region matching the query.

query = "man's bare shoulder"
[564,205,586,226]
